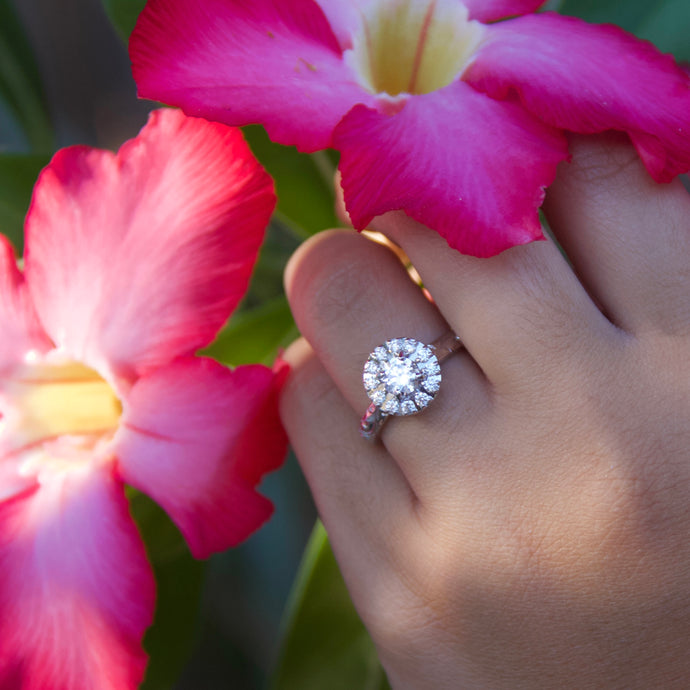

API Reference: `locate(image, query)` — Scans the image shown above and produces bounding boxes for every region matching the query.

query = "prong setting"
[362,337,442,416]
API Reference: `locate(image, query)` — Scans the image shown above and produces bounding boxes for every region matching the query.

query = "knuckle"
[289,232,403,335]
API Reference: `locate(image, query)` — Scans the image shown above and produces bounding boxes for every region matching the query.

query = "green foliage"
[204,219,301,368]
[0,0,53,152]
[561,0,690,60]
[243,126,339,239]
[0,154,49,254]
[204,295,298,368]
[101,0,146,42]
[244,220,303,307]
[634,0,690,61]
[128,491,206,690]
[271,522,391,690]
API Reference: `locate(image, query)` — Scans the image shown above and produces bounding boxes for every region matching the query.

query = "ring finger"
[284,229,490,496]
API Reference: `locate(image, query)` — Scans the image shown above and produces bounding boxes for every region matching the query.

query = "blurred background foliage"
[0,0,689,687]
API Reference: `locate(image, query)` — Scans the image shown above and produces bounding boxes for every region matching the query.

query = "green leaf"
[243,126,339,239]
[101,0,147,41]
[244,220,302,307]
[558,0,651,28]
[128,491,206,690]
[0,0,53,151]
[559,0,690,61]
[634,0,690,61]
[0,154,49,253]
[271,522,391,690]
[203,295,297,368]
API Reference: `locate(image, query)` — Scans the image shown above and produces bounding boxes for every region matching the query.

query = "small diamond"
[420,357,440,375]
[373,346,388,361]
[363,371,377,389]
[400,400,417,415]
[364,360,378,374]
[423,374,442,393]
[381,395,400,414]
[370,384,386,406]
[414,343,433,361]
[363,337,441,416]
[414,391,433,409]
[388,339,404,355]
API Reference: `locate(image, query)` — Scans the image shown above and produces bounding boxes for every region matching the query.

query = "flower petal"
[462,0,547,23]
[116,357,288,559]
[0,235,50,373]
[130,0,374,152]
[466,13,690,182]
[25,109,275,383]
[313,0,367,50]
[0,463,155,690]
[335,82,568,257]
[0,455,36,503]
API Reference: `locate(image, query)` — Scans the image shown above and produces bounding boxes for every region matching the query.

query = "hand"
[280,133,690,689]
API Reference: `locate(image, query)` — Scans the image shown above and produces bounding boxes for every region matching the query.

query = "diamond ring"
[360,332,463,441]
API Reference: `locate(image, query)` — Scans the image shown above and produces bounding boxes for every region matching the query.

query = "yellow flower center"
[5,359,122,449]
[346,0,485,97]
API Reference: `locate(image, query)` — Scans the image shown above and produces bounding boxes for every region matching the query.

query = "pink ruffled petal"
[313,0,367,49]
[0,235,51,373]
[462,0,547,22]
[130,0,374,152]
[466,13,690,182]
[116,357,288,560]
[25,109,275,383]
[335,82,568,257]
[0,463,155,690]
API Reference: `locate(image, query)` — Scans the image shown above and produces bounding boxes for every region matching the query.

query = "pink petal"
[25,109,275,383]
[130,0,374,152]
[313,0,367,50]
[0,455,36,503]
[116,357,288,559]
[335,82,568,257]
[466,13,690,182]
[0,235,50,373]
[0,463,155,690]
[462,0,547,22]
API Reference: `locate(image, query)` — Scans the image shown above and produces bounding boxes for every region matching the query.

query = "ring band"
[360,332,462,441]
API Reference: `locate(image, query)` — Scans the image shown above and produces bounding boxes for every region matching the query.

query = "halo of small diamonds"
[362,338,442,416]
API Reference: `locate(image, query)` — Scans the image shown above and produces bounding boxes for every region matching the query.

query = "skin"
[280,133,690,689]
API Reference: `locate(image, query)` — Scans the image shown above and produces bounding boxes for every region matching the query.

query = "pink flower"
[0,108,287,690]
[130,0,690,256]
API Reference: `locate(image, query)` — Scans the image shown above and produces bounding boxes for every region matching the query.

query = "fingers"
[280,338,417,569]
[287,135,690,512]
[543,132,690,336]
[284,229,446,415]
[284,230,490,494]
[372,212,615,386]
[282,339,464,659]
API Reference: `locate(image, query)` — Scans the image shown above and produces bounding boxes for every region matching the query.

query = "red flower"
[0,109,287,690]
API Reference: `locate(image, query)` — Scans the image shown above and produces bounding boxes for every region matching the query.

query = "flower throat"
[347,0,485,96]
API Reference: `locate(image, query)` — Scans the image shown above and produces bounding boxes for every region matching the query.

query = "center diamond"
[363,338,442,416]
[384,357,417,394]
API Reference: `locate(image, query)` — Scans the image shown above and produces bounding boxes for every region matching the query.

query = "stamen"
[346,0,485,97]
[4,360,121,448]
